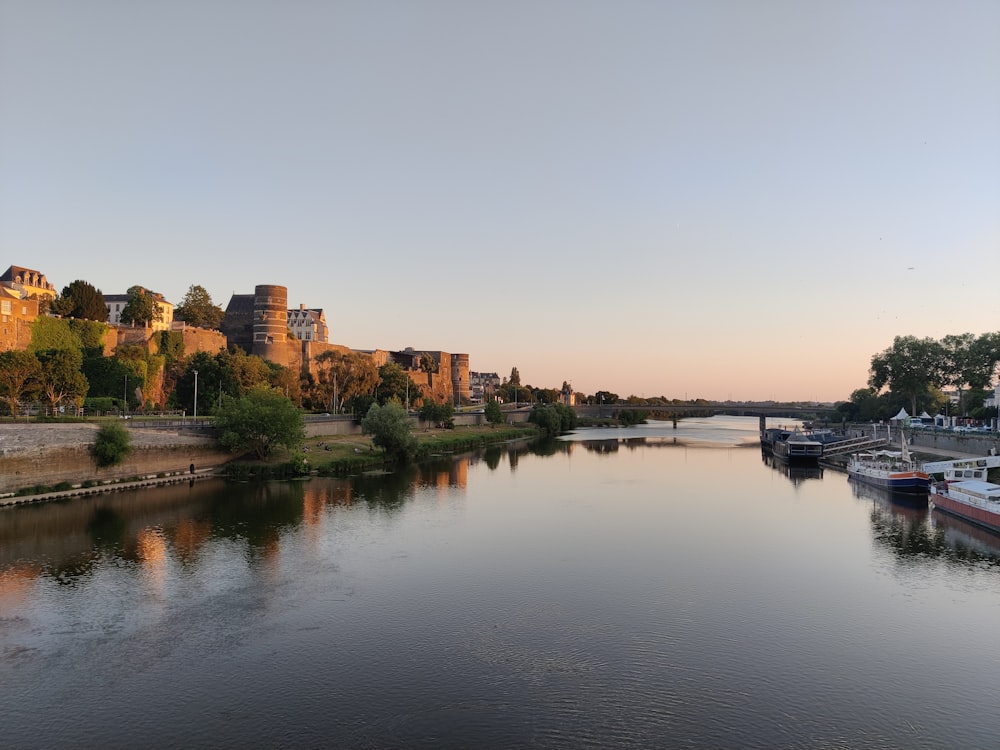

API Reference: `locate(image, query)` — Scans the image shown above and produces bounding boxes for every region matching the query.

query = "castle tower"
[252,284,288,364]
[451,353,470,405]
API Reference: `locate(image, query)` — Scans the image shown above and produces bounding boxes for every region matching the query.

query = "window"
[1,300,10,314]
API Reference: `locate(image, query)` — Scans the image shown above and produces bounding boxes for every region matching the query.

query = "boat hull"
[931,489,1000,534]
[847,467,930,493]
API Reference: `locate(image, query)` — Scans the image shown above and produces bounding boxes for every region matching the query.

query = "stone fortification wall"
[178,326,227,355]
[109,325,226,356]
[0,425,229,495]
[300,340,353,378]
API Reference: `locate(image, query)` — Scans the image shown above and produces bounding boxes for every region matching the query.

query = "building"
[288,304,328,343]
[104,290,174,332]
[469,371,501,403]
[0,287,39,352]
[389,348,471,406]
[0,265,57,304]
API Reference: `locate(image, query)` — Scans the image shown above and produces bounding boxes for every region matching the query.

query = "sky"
[1,1,997,402]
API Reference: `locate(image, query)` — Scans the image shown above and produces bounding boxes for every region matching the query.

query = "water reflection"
[760,451,824,485]
[5,421,1000,750]
[855,478,1000,566]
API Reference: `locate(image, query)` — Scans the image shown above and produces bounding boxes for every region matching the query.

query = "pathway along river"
[2,416,1000,749]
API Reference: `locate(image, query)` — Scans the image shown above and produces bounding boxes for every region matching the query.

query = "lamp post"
[123,374,128,417]
[193,369,199,421]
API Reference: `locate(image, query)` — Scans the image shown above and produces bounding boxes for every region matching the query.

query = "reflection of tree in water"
[86,505,127,551]
[207,481,306,550]
[580,439,620,455]
[870,504,1000,568]
[351,464,419,513]
[483,445,503,471]
[529,437,570,457]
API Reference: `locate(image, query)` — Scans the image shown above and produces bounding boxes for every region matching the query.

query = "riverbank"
[0,422,540,507]
[223,424,539,479]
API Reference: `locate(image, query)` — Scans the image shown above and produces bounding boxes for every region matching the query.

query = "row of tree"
[836,332,1000,423]
[0,314,463,420]
[48,279,225,329]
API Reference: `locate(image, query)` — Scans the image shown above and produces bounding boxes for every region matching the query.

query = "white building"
[287,304,328,343]
[104,291,174,332]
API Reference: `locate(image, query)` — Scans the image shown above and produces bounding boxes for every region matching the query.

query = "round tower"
[252,284,288,363]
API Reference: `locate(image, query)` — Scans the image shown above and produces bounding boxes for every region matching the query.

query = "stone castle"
[1,267,470,406]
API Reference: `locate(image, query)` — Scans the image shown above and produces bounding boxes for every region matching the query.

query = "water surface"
[2,416,999,749]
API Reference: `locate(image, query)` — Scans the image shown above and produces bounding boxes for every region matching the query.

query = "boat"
[846,436,930,493]
[930,478,1000,534]
[764,428,823,465]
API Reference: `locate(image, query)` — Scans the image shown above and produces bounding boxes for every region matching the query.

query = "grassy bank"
[223,424,539,480]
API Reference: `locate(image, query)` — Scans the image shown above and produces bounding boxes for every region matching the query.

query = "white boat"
[847,436,930,493]
[930,478,1000,534]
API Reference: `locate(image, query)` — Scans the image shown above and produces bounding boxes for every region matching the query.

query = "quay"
[0,468,218,509]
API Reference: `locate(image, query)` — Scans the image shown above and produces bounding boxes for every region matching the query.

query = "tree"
[50,280,109,322]
[174,285,224,329]
[484,399,504,425]
[419,398,454,427]
[91,422,132,467]
[119,286,163,327]
[361,401,417,460]
[529,403,563,436]
[0,350,42,419]
[509,366,521,387]
[869,336,946,416]
[215,385,305,459]
[378,362,420,408]
[419,353,437,373]
[312,351,378,413]
[36,348,88,415]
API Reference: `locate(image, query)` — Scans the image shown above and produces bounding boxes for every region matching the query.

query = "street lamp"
[123,374,128,416]
[193,370,199,421]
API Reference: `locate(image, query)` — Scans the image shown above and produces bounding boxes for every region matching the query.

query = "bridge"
[572,403,839,419]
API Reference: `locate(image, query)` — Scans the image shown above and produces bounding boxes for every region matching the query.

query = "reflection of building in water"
[424,457,469,496]
[171,518,214,564]
[0,564,39,613]
[136,527,169,596]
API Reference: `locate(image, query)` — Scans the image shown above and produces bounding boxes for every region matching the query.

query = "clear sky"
[2,1,997,402]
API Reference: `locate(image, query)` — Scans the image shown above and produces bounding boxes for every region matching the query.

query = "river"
[2,416,999,749]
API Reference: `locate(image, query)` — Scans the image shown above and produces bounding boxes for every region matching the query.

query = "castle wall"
[0,296,39,352]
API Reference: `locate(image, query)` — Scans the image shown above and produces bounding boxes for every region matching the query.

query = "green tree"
[312,351,378,413]
[174,284,224,329]
[420,353,437,373]
[378,362,420,408]
[36,348,88,415]
[215,385,305,459]
[484,399,504,425]
[0,350,42,419]
[50,279,109,322]
[119,285,163,327]
[91,422,132,467]
[419,397,454,427]
[529,403,563,436]
[509,366,521,387]
[28,317,81,353]
[361,401,417,460]
[869,336,947,416]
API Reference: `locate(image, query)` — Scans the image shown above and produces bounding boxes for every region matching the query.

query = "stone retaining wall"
[1,443,232,495]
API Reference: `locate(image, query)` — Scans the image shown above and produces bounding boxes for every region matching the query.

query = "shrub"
[91,422,133,467]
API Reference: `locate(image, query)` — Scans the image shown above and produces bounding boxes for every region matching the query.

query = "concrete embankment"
[0,423,230,502]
